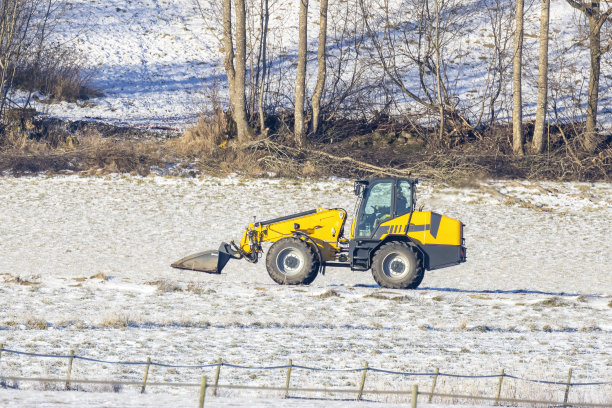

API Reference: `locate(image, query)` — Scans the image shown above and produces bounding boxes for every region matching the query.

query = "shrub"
[12,46,102,103]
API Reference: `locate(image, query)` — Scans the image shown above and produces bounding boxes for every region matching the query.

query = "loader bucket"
[171,242,234,274]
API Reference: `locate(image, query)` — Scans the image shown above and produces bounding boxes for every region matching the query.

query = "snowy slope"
[21,0,608,130]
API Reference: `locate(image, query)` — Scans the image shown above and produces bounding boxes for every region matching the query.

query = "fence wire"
[2,375,612,408]
[1,347,610,386]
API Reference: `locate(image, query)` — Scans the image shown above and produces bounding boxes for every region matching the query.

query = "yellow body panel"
[239,208,347,262]
[377,211,462,246]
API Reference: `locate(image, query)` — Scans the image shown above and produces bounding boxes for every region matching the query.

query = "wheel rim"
[381,252,411,279]
[276,247,305,276]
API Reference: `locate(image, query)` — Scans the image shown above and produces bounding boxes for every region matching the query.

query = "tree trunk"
[532,0,550,154]
[223,0,250,144]
[434,0,445,143]
[233,0,250,143]
[311,0,328,136]
[294,0,308,146]
[258,0,269,135]
[0,0,20,121]
[585,4,600,152]
[512,0,524,155]
[564,0,611,152]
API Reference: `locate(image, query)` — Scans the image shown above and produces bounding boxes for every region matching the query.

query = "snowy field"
[0,175,611,407]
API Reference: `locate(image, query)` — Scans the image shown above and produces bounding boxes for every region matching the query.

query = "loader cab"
[352,178,416,239]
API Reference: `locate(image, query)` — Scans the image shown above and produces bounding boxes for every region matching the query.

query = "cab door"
[354,180,394,239]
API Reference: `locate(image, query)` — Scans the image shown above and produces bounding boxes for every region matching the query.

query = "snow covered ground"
[0,175,610,407]
[20,0,607,131]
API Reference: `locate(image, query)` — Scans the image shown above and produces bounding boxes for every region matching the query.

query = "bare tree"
[532,0,550,154]
[512,0,525,155]
[294,0,308,146]
[313,0,371,128]
[223,0,251,144]
[311,0,328,136]
[0,0,63,125]
[474,0,514,128]
[0,0,22,120]
[565,0,612,152]
[433,0,444,141]
[257,0,269,135]
[360,0,471,144]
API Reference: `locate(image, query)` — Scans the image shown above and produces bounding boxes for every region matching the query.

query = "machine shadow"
[347,284,598,297]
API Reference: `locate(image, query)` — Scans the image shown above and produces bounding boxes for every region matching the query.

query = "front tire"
[371,241,424,289]
[266,237,319,285]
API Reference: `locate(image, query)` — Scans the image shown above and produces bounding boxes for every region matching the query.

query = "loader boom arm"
[237,208,347,262]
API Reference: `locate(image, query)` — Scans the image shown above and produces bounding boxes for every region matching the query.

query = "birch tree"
[294,0,308,146]
[565,0,611,152]
[433,0,444,141]
[532,0,550,154]
[311,0,328,135]
[223,0,251,144]
[512,0,525,155]
[257,0,269,135]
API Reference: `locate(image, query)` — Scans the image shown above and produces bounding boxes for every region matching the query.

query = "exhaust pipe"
[171,242,237,274]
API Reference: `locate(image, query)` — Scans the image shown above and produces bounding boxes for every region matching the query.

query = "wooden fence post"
[284,359,293,398]
[494,368,504,405]
[141,357,151,393]
[198,376,207,408]
[357,362,368,400]
[411,384,418,408]
[213,358,222,396]
[65,349,75,390]
[563,368,573,406]
[428,368,439,403]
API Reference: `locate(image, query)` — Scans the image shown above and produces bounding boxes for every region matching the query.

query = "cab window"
[396,181,412,216]
[356,181,392,238]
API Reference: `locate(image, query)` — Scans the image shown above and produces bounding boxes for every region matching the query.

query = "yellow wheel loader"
[171,177,466,289]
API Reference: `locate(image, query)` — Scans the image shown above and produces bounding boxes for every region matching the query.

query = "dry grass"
[100,312,134,328]
[315,289,342,299]
[166,108,229,156]
[12,47,102,103]
[186,282,216,295]
[156,280,183,293]
[538,297,571,307]
[1,110,609,182]
[24,316,48,330]
[0,129,165,175]
[3,274,41,285]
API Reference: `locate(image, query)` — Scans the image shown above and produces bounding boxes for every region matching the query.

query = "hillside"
[22,0,610,132]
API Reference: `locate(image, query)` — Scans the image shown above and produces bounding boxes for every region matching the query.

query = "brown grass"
[24,316,48,329]
[0,128,165,175]
[0,110,609,182]
[100,312,133,328]
[166,108,229,155]
[12,47,102,102]
[315,289,342,299]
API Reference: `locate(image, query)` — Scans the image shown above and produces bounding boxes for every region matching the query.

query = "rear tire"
[371,241,424,289]
[266,237,319,285]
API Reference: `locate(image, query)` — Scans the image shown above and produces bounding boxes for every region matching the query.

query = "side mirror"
[354,182,366,197]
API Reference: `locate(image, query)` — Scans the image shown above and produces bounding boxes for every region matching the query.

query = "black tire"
[371,241,424,289]
[265,237,319,285]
